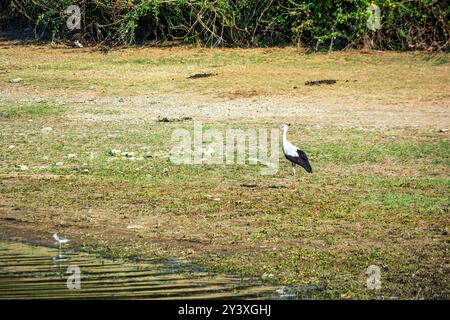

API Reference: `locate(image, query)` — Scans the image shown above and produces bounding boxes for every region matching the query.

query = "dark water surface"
[0,240,292,299]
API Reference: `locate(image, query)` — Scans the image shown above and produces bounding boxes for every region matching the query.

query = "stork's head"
[279,124,290,132]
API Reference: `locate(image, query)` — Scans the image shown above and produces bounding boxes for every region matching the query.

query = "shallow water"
[0,240,291,299]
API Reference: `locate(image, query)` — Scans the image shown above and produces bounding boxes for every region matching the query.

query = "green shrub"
[5,0,449,50]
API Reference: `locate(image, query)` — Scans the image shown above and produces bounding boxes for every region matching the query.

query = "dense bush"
[3,0,449,50]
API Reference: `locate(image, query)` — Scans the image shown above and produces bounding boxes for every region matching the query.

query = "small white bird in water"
[280,124,312,187]
[53,233,70,248]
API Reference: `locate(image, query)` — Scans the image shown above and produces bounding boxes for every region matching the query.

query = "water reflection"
[52,249,68,279]
[0,240,327,299]
[0,241,282,299]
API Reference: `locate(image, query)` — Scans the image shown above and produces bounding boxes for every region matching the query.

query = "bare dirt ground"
[1,44,448,129]
[2,82,449,130]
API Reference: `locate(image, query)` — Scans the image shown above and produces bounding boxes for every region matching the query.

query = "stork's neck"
[282,129,288,145]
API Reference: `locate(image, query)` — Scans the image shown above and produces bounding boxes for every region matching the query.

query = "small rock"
[135,157,144,161]
[126,224,144,229]
[82,169,90,173]
[55,162,64,166]
[17,164,28,171]
[8,145,15,149]
[67,153,77,159]
[438,129,448,133]
[157,116,170,123]
[74,40,83,48]
[305,79,337,86]
[10,78,23,84]
[118,97,124,103]
[41,127,53,133]
[306,284,320,291]
[145,152,153,158]
[109,149,121,156]
[123,152,135,158]
[187,73,217,79]
[204,147,215,157]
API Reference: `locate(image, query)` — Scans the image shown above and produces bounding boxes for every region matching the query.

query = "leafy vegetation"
[4,0,449,50]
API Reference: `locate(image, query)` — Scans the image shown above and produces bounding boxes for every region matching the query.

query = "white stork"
[280,124,312,186]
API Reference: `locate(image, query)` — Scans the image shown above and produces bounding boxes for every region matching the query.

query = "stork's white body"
[280,124,312,186]
[282,129,301,159]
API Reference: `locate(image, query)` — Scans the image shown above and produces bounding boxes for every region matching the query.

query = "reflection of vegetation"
[0,241,280,299]
[6,0,449,50]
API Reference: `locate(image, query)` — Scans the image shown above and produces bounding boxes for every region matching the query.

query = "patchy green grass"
[1,116,448,298]
[365,192,447,214]
[0,102,67,118]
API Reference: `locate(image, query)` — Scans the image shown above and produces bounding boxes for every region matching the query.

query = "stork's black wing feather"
[285,149,312,173]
